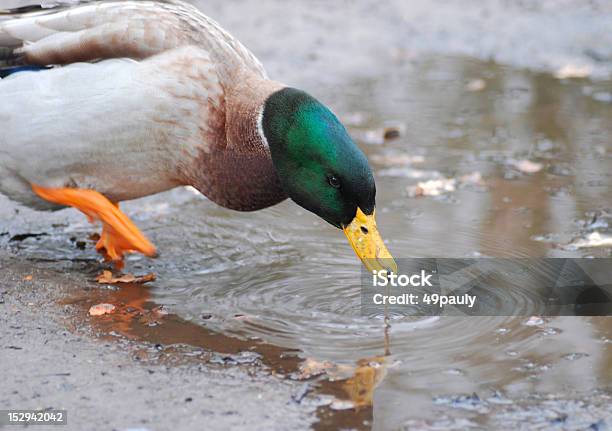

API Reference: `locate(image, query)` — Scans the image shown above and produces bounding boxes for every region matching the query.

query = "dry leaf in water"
[89,303,116,316]
[407,171,484,197]
[296,358,335,380]
[96,270,156,284]
[408,178,457,197]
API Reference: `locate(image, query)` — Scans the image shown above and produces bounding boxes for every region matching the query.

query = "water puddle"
[61,281,386,430]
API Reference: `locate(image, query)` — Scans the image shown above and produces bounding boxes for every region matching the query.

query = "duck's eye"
[328,175,341,189]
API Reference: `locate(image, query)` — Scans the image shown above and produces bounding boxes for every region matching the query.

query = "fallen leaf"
[511,159,543,174]
[23,275,33,281]
[567,231,612,249]
[296,358,335,380]
[152,305,169,316]
[466,78,486,92]
[408,178,457,197]
[407,171,484,197]
[383,126,401,140]
[524,316,544,326]
[88,303,116,316]
[96,270,156,284]
[554,64,591,79]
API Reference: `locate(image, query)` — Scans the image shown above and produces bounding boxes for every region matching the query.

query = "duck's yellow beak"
[343,208,398,274]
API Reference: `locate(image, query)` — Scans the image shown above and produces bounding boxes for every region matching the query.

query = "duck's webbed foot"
[31,185,157,269]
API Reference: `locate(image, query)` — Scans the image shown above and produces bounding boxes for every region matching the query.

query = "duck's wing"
[0,0,266,77]
[0,45,223,209]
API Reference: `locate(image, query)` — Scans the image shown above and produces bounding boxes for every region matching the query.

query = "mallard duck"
[0,0,396,273]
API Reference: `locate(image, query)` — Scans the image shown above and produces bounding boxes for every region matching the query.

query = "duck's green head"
[261,88,397,273]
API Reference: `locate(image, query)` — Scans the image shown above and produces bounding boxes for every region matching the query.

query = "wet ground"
[2,1,612,430]
[0,256,317,430]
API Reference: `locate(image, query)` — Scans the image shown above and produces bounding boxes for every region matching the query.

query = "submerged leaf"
[96,270,156,284]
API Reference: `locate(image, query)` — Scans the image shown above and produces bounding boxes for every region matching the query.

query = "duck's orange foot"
[31,185,157,269]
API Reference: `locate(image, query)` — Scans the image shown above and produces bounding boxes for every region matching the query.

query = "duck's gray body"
[0,1,286,211]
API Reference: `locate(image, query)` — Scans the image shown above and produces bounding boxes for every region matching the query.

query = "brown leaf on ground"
[96,270,156,284]
[23,275,33,281]
[88,303,116,316]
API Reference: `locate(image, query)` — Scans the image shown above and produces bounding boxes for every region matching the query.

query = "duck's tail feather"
[0,0,191,69]
[0,1,82,67]
[0,1,82,14]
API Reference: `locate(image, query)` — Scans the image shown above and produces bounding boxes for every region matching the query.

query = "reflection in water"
[13,56,612,429]
[343,356,388,409]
